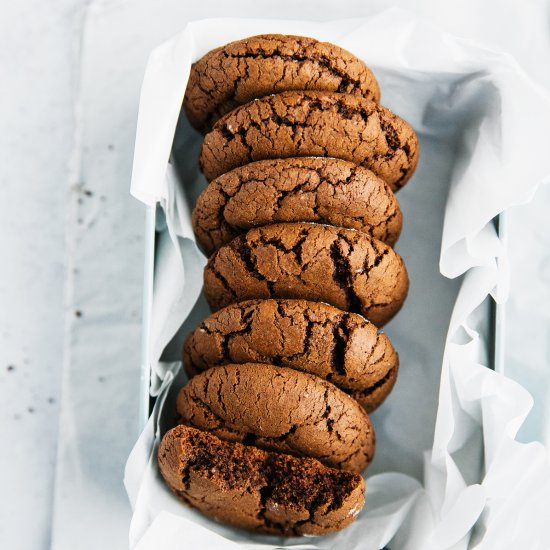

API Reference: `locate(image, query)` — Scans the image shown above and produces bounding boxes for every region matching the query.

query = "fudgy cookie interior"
[159,424,365,535]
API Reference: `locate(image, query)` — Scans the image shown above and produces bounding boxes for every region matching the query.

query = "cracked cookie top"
[203,222,409,327]
[192,157,403,256]
[183,34,380,132]
[158,424,365,535]
[183,298,399,412]
[199,90,419,191]
[176,363,375,473]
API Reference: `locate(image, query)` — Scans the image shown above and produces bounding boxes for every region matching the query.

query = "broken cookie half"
[158,424,365,535]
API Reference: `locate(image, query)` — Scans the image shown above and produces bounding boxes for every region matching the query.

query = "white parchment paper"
[126,10,550,550]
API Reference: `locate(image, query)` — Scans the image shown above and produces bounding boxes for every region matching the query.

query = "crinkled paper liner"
[125,9,550,550]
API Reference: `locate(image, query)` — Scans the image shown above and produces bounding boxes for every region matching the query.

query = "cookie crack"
[353,366,396,397]
[208,267,237,299]
[255,228,325,281]
[235,239,272,290]
[273,173,322,211]
[186,395,224,429]
[220,307,256,362]
[220,48,371,96]
[373,247,389,267]
[331,314,350,376]
[285,314,314,362]
[329,235,363,312]
[379,119,400,151]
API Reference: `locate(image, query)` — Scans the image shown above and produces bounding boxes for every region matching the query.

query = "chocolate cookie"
[183,299,399,412]
[203,222,408,327]
[193,157,402,256]
[199,91,419,191]
[184,34,380,132]
[176,363,375,472]
[158,425,365,535]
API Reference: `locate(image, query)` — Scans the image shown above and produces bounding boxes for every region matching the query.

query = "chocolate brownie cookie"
[159,425,365,535]
[193,157,402,256]
[176,363,375,472]
[183,299,398,412]
[184,34,380,132]
[199,91,419,191]
[203,222,408,327]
